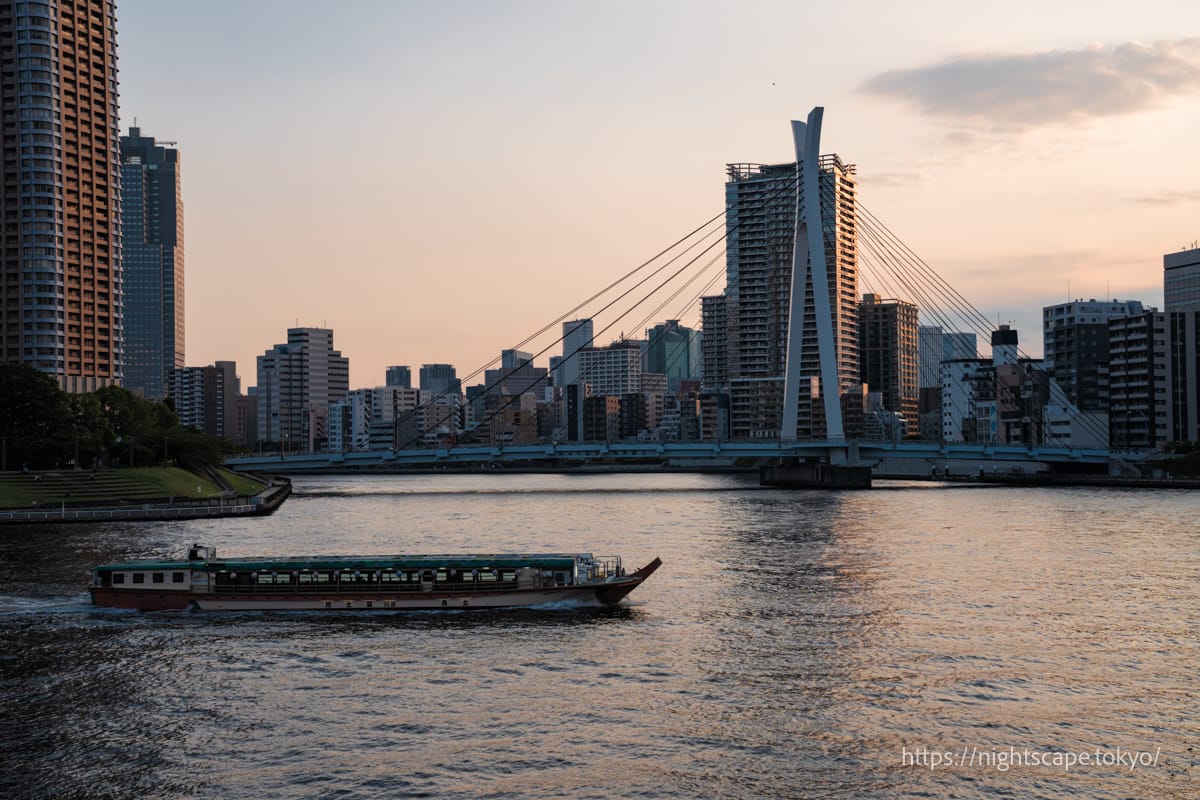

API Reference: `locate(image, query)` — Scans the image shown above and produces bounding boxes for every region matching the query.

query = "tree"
[1,366,226,470]
[0,363,68,469]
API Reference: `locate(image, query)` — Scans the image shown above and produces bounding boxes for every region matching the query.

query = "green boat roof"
[95,553,588,572]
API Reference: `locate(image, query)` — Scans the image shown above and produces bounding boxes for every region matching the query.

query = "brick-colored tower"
[1,1,122,392]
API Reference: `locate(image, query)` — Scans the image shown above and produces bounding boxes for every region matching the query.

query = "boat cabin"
[91,550,626,595]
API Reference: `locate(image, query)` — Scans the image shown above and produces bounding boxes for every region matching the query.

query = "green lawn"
[125,467,224,498]
[0,481,29,508]
[0,466,266,510]
[216,467,268,496]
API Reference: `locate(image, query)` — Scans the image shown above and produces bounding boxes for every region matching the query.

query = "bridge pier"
[760,458,872,490]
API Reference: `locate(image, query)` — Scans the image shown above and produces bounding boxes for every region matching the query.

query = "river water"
[0,473,1196,799]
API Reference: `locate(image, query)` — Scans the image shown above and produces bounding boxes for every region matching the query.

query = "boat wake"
[0,593,101,617]
[527,596,606,611]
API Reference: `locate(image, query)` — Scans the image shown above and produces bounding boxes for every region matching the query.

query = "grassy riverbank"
[0,466,266,510]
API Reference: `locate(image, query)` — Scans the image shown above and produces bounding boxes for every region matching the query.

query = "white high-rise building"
[256,328,349,453]
[576,341,643,397]
[557,319,594,388]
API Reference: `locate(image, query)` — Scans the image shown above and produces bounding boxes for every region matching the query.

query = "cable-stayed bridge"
[226,440,1116,473]
[231,108,1136,483]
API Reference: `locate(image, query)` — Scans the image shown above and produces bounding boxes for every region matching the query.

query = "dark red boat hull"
[595,557,662,605]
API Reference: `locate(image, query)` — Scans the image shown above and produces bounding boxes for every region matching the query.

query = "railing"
[0,503,258,523]
[592,556,623,580]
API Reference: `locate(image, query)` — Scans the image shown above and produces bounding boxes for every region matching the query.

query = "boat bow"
[594,556,662,605]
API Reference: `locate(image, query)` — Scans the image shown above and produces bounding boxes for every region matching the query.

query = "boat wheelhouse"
[90,545,661,611]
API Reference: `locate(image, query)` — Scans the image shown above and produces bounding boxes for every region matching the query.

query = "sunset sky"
[116,0,1200,389]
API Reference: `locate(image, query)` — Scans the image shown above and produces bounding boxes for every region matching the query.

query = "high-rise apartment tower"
[1,1,122,392]
[859,294,918,432]
[723,156,859,438]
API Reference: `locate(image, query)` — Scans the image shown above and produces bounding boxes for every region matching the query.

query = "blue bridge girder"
[225,441,1127,473]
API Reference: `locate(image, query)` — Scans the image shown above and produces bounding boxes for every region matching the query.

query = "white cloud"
[861,39,1200,135]
[1132,188,1200,206]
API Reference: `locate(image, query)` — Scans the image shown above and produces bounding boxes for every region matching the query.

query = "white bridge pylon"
[781,107,845,446]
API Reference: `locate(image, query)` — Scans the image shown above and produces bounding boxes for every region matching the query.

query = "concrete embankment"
[873,473,1200,489]
[0,477,291,525]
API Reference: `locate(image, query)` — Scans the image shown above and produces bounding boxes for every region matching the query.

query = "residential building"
[484,361,548,398]
[418,393,463,445]
[940,327,1059,447]
[1107,310,1169,450]
[480,392,539,446]
[701,294,728,388]
[1,1,122,392]
[1165,247,1200,442]
[576,341,643,397]
[167,361,236,440]
[480,357,548,436]
[1042,299,1145,411]
[120,127,183,399]
[256,328,349,453]
[699,390,730,441]
[236,390,257,450]
[582,395,620,442]
[940,359,990,444]
[328,386,421,452]
[859,294,918,433]
[722,156,859,439]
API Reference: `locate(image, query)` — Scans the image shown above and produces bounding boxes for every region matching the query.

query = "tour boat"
[89,544,662,612]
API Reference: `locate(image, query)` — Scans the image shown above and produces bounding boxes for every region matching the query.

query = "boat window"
[152,572,164,583]
[435,571,447,582]
[479,571,497,582]
[172,572,185,583]
[299,572,312,584]
[112,572,125,584]
[315,572,331,584]
[501,571,516,582]
[132,573,145,584]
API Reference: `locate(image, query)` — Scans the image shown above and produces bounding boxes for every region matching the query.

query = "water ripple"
[1,475,1197,799]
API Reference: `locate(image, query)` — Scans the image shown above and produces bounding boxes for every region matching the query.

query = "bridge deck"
[225,441,1123,473]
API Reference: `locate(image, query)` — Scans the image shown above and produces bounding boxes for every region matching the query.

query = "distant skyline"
[116,1,1200,388]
